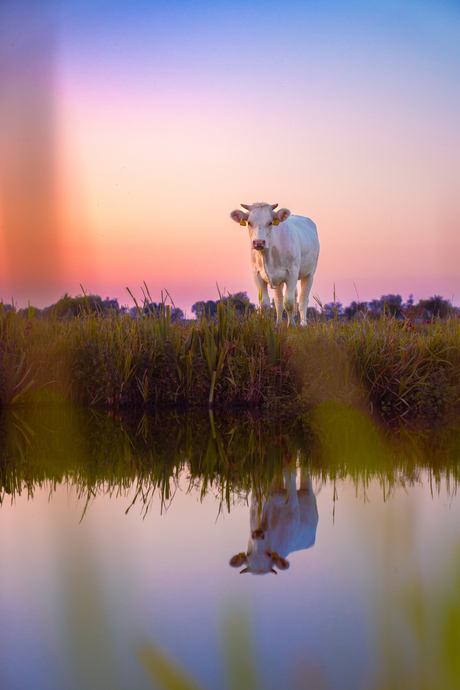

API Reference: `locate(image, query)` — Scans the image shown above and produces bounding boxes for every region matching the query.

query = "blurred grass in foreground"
[139,551,460,690]
[62,528,460,690]
[138,606,259,690]
[373,552,460,690]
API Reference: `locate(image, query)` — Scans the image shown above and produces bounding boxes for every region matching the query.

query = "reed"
[1,299,459,427]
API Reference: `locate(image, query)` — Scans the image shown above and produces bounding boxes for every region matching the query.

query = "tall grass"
[1,300,459,426]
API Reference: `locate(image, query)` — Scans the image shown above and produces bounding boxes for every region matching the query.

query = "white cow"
[230,202,320,325]
[229,470,318,575]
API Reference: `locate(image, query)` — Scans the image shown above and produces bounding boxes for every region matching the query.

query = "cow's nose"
[252,529,265,539]
[253,240,266,250]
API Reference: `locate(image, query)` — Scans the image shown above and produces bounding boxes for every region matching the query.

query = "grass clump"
[0,298,459,427]
[288,315,460,427]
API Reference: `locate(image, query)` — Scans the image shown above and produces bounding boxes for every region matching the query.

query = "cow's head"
[230,203,291,252]
[229,528,290,575]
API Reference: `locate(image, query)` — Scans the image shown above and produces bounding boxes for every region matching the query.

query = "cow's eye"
[248,222,253,228]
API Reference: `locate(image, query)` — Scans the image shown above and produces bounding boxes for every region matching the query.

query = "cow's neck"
[257,249,284,288]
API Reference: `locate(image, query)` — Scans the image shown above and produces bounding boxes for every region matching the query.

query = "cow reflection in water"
[230,469,318,575]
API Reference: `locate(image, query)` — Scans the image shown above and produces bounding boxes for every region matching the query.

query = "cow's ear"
[230,210,249,225]
[273,554,290,570]
[229,553,247,568]
[274,208,291,224]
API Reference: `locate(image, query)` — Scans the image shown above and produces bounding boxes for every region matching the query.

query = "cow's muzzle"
[252,529,265,540]
[253,240,266,250]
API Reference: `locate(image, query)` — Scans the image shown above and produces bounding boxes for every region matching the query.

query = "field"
[1,298,459,428]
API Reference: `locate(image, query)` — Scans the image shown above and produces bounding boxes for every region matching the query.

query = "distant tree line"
[140,301,184,322]
[0,293,185,322]
[321,294,458,321]
[1,291,458,322]
[191,291,255,318]
[192,292,458,322]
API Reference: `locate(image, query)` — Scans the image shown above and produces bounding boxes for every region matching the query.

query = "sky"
[0,0,459,314]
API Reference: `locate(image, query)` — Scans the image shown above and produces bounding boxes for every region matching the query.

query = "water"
[1,403,459,690]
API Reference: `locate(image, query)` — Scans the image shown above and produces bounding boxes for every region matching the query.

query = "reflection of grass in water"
[1,401,460,514]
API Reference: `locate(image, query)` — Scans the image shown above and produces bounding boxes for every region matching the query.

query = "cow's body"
[230,203,320,325]
[229,470,319,574]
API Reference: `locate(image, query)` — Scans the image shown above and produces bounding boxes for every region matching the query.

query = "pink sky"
[1,0,459,313]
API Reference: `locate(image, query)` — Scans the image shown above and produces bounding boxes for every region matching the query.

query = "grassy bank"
[0,299,459,427]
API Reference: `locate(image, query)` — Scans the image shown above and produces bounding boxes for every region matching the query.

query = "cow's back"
[287,215,320,278]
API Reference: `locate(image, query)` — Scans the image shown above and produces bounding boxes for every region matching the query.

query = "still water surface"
[1,403,459,690]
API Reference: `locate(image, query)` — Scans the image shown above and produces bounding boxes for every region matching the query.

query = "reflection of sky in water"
[1,471,460,690]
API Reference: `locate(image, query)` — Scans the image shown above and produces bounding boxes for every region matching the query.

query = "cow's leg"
[284,469,299,505]
[299,471,313,496]
[273,285,284,323]
[299,274,315,326]
[284,277,297,326]
[253,273,270,312]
